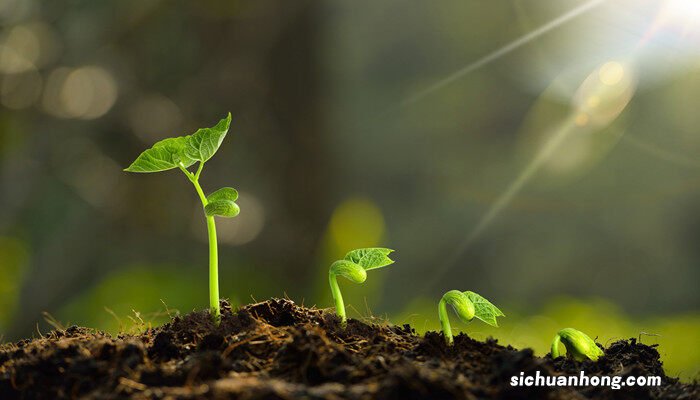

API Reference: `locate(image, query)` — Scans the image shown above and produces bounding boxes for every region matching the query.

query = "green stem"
[551,333,562,358]
[205,215,220,322]
[194,161,204,181]
[329,272,346,324]
[438,297,453,345]
[181,162,221,323]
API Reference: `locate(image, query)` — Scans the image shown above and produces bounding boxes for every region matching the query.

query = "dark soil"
[0,298,696,399]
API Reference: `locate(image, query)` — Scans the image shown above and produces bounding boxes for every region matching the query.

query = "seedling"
[438,290,504,345]
[124,113,238,323]
[328,248,395,325]
[551,327,604,361]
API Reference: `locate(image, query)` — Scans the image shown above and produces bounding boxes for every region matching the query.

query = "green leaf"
[185,113,232,163]
[464,291,505,327]
[206,187,238,203]
[124,137,196,173]
[344,248,394,270]
[204,200,240,218]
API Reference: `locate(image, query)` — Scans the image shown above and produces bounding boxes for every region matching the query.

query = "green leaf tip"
[124,113,232,173]
[464,291,505,327]
[551,328,604,361]
[343,247,395,270]
[185,112,232,163]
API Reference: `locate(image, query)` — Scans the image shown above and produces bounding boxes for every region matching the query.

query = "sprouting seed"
[438,289,504,345]
[328,248,395,325]
[551,327,604,361]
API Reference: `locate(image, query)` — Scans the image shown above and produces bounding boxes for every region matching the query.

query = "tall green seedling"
[328,248,395,325]
[125,113,238,323]
[438,290,504,345]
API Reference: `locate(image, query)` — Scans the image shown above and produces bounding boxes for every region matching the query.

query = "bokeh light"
[42,66,117,119]
[329,197,385,253]
[212,192,266,246]
[1,69,41,109]
[60,66,117,119]
[572,61,636,128]
[127,94,183,142]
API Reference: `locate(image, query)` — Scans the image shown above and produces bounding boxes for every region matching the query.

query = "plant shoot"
[125,113,238,323]
[328,248,395,324]
[438,290,504,345]
[551,328,604,361]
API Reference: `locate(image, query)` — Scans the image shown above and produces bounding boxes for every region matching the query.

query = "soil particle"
[0,298,696,399]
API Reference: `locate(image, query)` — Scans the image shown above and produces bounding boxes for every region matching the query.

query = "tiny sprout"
[551,328,604,361]
[438,290,504,345]
[328,248,395,324]
[125,113,238,324]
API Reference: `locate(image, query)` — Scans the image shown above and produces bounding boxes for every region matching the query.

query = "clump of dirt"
[0,298,696,399]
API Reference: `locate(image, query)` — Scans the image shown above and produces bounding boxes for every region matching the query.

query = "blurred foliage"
[0,236,28,329]
[57,265,207,333]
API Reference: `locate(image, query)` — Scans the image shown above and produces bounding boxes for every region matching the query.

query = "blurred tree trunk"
[254,2,331,297]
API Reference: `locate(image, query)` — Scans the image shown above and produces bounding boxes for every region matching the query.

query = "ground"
[0,298,697,399]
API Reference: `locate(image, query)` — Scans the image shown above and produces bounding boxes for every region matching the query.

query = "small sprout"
[328,248,395,325]
[125,113,238,324]
[551,327,604,361]
[438,290,504,345]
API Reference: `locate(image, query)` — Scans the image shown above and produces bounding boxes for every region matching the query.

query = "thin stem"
[329,272,346,324]
[194,161,205,181]
[438,298,453,345]
[205,215,220,322]
[181,162,221,324]
[178,163,195,182]
[191,176,208,205]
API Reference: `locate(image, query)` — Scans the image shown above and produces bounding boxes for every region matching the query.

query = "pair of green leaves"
[445,290,505,327]
[124,113,232,173]
[205,187,239,218]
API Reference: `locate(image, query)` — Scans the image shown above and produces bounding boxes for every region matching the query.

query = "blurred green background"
[0,0,698,380]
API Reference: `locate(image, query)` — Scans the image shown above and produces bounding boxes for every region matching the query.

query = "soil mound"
[0,298,696,399]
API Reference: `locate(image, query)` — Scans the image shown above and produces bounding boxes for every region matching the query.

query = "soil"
[0,298,697,399]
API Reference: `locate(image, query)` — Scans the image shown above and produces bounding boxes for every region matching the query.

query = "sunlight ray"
[425,116,577,290]
[394,0,606,110]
